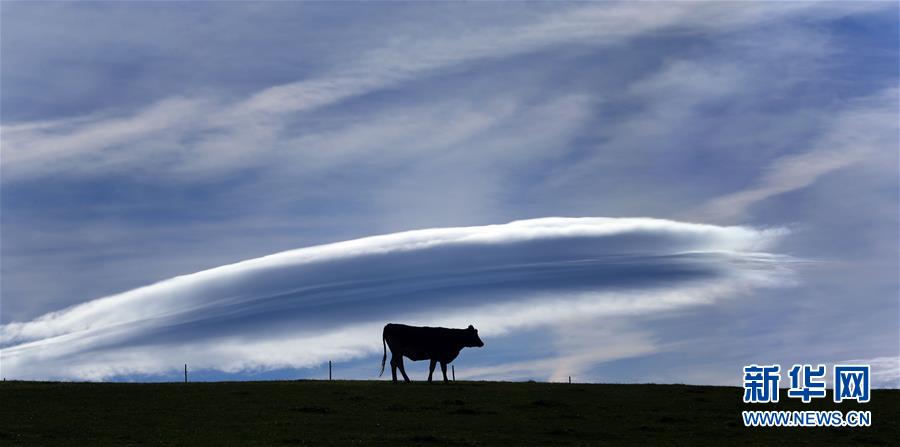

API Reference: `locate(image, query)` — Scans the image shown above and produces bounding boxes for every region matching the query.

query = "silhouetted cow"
[379,323,484,383]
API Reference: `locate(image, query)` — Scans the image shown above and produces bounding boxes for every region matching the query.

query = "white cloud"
[0,217,791,380]
[697,88,899,222]
[2,2,889,183]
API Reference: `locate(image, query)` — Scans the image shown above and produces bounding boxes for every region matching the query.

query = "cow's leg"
[390,353,400,383]
[428,359,437,382]
[440,362,449,383]
[397,357,411,382]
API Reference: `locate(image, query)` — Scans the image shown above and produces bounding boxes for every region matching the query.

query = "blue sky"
[1,1,897,386]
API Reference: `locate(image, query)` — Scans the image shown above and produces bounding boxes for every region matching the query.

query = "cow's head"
[465,324,485,348]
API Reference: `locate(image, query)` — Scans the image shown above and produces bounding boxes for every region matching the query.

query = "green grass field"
[1,380,898,446]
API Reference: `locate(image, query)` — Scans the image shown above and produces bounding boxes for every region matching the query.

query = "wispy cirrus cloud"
[697,88,899,222]
[0,217,791,380]
[2,1,889,183]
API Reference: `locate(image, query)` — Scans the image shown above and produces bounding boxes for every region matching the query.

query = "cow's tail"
[379,327,387,377]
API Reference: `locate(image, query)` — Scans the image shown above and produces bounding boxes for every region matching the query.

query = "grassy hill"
[1,380,898,446]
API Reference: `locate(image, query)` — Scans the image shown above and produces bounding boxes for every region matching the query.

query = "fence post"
[452,365,456,381]
[568,376,571,384]
[328,360,332,381]
[184,364,188,383]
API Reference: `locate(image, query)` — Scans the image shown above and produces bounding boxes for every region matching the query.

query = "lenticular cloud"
[0,217,791,380]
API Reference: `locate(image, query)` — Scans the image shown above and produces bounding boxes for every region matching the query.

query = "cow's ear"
[467,325,474,330]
